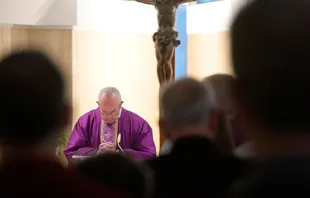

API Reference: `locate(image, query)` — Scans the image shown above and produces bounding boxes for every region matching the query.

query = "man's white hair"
[159,78,212,128]
[98,87,122,101]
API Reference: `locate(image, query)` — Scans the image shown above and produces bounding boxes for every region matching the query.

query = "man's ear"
[96,101,99,106]
[120,101,124,107]
[206,108,220,140]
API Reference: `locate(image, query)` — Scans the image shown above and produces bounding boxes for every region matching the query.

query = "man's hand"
[97,142,117,154]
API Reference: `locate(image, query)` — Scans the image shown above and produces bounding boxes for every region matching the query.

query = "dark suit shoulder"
[146,137,250,198]
[145,154,170,170]
[231,157,310,198]
[0,157,125,198]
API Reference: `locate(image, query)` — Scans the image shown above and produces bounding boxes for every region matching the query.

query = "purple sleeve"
[64,120,98,160]
[123,122,156,160]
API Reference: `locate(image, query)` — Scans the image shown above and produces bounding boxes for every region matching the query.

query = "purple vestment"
[64,108,156,161]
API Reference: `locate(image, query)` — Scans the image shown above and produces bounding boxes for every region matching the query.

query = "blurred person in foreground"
[147,78,248,198]
[202,74,241,153]
[202,74,255,159]
[230,0,310,196]
[0,50,125,198]
[78,154,154,198]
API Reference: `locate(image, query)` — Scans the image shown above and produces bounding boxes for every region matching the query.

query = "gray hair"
[159,78,212,128]
[98,87,122,101]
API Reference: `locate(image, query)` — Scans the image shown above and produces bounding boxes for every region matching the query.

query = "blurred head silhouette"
[0,50,70,157]
[202,74,241,153]
[231,0,310,158]
[159,78,216,141]
[77,154,153,198]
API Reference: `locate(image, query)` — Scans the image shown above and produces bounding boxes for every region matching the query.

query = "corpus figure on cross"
[136,0,196,85]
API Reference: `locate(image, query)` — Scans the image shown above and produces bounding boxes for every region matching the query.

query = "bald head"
[202,74,236,112]
[98,87,122,102]
[159,78,211,128]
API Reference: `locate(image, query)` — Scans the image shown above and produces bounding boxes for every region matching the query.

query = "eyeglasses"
[100,109,119,117]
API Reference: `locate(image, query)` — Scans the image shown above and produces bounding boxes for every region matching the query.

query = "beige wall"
[0,26,160,152]
[188,31,233,79]
[0,27,11,55]
[0,26,73,101]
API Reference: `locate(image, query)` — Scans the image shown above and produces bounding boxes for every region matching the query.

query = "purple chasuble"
[102,123,116,143]
[64,108,156,161]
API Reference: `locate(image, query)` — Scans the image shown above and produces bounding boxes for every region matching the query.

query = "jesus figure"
[64,87,156,163]
[136,0,196,85]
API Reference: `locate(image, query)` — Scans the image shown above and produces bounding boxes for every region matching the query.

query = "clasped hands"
[97,142,118,154]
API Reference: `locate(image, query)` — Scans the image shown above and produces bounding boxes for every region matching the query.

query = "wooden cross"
[136,0,196,86]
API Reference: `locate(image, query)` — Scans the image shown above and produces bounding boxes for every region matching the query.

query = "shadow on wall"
[35,0,55,24]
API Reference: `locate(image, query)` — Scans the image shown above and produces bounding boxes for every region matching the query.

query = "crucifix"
[136,0,196,86]
[104,131,114,139]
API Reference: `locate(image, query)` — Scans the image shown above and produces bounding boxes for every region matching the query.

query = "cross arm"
[135,0,156,5]
[174,0,197,6]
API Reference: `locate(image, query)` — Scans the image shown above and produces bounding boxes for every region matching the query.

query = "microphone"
[117,134,126,155]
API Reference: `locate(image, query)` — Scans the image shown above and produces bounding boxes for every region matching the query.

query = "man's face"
[97,96,123,124]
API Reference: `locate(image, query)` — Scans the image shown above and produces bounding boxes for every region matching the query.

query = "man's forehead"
[98,94,118,102]
[99,105,118,112]
[98,96,120,108]
[100,108,118,112]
